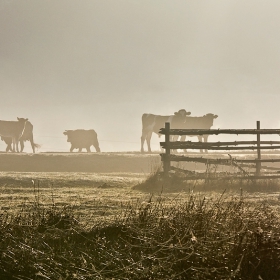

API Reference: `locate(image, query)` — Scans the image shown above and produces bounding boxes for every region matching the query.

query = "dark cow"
[141,109,191,153]
[174,113,218,153]
[1,120,40,153]
[0,117,28,152]
[63,129,101,152]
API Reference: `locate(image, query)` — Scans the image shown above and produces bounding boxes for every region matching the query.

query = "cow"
[0,117,28,152]
[1,120,40,153]
[174,113,218,153]
[63,129,101,152]
[141,109,191,153]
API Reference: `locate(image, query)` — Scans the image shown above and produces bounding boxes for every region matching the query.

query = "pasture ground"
[1,151,280,225]
[1,152,280,279]
[0,152,159,224]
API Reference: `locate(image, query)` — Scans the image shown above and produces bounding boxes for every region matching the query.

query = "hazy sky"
[1,0,280,152]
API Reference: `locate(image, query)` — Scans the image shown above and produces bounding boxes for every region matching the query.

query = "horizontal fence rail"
[160,141,280,151]
[160,121,280,180]
[159,128,280,135]
[161,154,280,164]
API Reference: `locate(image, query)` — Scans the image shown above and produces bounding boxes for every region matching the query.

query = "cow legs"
[6,143,12,152]
[197,135,209,153]
[70,145,74,152]
[178,135,188,153]
[12,136,21,153]
[11,138,15,152]
[93,144,100,152]
[20,139,25,153]
[4,139,13,152]
[141,128,154,153]
[140,133,146,153]
[86,146,91,152]
[203,135,209,153]
[197,136,203,153]
[171,135,180,153]
[16,139,21,152]
[1,137,13,152]
[145,131,153,153]
[11,138,17,152]
[28,134,35,153]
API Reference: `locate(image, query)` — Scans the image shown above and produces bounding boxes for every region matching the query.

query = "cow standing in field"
[174,113,218,153]
[141,109,191,153]
[0,117,28,152]
[1,120,40,153]
[63,129,101,152]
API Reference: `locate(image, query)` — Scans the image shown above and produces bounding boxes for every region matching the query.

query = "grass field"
[1,152,280,224]
[0,152,157,220]
[1,152,280,279]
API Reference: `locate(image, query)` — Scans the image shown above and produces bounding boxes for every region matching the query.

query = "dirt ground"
[1,151,280,173]
[0,152,161,173]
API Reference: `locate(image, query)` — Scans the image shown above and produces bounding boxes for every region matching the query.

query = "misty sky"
[1,0,280,152]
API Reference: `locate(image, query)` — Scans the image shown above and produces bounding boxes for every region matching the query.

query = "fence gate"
[160,121,280,180]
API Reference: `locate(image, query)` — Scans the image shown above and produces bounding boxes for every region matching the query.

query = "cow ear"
[214,115,218,118]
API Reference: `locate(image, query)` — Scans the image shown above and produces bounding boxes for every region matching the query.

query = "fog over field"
[1,0,280,153]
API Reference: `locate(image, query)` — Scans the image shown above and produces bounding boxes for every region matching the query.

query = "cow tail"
[33,143,41,149]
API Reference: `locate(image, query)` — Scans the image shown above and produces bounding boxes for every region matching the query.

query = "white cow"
[0,117,28,152]
[174,113,218,153]
[1,120,40,153]
[141,109,191,153]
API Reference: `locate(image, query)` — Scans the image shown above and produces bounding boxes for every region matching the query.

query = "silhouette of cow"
[1,120,40,153]
[63,129,101,152]
[141,109,191,153]
[0,117,28,152]
[174,113,218,153]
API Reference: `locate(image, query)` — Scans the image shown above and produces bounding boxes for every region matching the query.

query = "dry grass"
[0,185,280,279]
[0,172,148,226]
[1,168,280,224]
[0,152,279,279]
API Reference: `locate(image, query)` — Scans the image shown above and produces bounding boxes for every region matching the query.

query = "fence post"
[256,121,261,175]
[163,122,170,175]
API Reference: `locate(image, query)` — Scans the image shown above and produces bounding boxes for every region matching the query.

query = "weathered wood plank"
[161,154,280,164]
[160,142,280,150]
[159,128,280,135]
[181,175,280,180]
[160,122,280,180]
[168,167,280,180]
[162,140,280,146]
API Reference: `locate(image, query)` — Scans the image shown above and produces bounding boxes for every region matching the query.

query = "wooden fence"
[159,121,280,180]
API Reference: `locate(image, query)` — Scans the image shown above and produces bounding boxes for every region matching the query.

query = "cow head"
[17,117,28,123]
[174,109,191,117]
[204,113,218,127]
[63,130,73,142]
[204,113,218,119]
[17,118,29,136]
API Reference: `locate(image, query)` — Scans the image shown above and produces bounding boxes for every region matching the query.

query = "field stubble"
[1,152,280,225]
[1,153,280,278]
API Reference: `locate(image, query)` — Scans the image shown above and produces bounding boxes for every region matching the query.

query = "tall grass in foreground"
[0,188,280,279]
